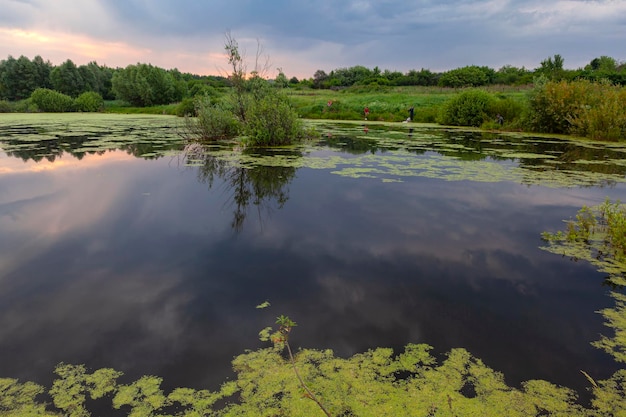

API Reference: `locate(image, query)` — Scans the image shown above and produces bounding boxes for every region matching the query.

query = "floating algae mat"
[0,113,184,161]
[182,120,626,188]
[2,115,626,188]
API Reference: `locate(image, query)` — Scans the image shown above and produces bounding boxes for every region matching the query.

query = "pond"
[0,114,625,405]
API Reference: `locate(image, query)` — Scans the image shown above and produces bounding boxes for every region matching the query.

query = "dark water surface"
[0,116,625,404]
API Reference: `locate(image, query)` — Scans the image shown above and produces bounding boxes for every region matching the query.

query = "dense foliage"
[185,96,242,140]
[1,53,625,140]
[73,91,104,112]
[2,53,625,105]
[187,35,306,146]
[0,55,228,105]
[30,88,74,112]
[541,199,626,289]
[527,78,626,139]
[111,64,187,107]
[1,333,624,416]
[437,89,497,127]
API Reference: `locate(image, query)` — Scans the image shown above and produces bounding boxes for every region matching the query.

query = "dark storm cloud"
[0,0,624,76]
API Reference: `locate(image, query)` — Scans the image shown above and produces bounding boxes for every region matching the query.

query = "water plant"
[541,198,626,287]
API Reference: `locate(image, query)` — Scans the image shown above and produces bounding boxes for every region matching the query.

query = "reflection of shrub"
[188,96,241,140]
[74,91,104,112]
[438,89,496,127]
[30,88,74,112]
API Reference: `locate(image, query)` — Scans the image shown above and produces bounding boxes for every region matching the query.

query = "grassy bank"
[286,85,530,123]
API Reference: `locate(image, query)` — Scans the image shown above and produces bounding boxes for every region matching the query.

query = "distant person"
[496,114,504,125]
[408,106,414,122]
[364,106,370,120]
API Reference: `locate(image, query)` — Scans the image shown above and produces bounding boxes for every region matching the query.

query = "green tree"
[111,63,179,106]
[0,55,40,100]
[32,55,53,90]
[537,54,565,81]
[586,56,618,73]
[50,59,84,97]
[439,65,494,88]
[312,69,329,89]
[274,68,289,88]
[494,65,532,85]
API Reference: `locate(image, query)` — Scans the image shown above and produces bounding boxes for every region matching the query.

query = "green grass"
[287,85,530,123]
[103,100,179,115]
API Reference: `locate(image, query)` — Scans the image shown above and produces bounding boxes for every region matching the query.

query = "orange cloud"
[0,27,150,66]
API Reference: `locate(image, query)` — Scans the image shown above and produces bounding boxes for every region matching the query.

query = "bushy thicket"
[74,91,104,112]
[189,34,307,146]
[0,100,11,112]
[30,88,74,112]
[186,95,241,140]
[243,87,303,146]
[111,63,187,107]
[29,88,103,112]
[526,78,626,140]
[438,89,497,127]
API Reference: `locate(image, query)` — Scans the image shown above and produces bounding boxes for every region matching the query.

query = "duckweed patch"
[0,113,184,162]
[3,115,626,188]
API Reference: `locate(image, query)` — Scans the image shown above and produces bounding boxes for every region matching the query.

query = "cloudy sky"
[1,0,624,79]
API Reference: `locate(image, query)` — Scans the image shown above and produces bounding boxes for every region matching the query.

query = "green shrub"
[490,97,524,126]
[0,100,11,113]
[176,97,196,117]
[74,91,104,112]
[189,96,241,140]
[568,82,626,141]
[438,89,496,127]
[525,78,591,134]
[12,99,37,113]
[30,88,74,112]
[525,78,626,138]
[244,90,302,146]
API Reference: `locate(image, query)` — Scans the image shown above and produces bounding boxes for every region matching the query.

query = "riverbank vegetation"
[1,53,625,140]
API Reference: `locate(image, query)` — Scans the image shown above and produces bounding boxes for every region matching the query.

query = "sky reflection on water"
[0,128,625,401]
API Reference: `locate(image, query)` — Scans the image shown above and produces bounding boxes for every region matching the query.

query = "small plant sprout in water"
[258,314,333,417]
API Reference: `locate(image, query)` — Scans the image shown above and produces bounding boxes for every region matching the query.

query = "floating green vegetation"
[0,113,184,162]
[541,200,626,393]
[541,199,626,288]
[182,122,626,188]
[3,115,626,188]
[2,330,625,416]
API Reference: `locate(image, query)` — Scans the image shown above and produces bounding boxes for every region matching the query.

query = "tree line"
[0,55,230,106]
[1,54,625,108]
[308,54,626,89]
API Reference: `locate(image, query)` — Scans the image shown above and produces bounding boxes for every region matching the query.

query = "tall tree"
[0,55,40,100]
[111,63,178,106]
[32,55,52,89]
[537,54,565,81]
[50,59,84,97]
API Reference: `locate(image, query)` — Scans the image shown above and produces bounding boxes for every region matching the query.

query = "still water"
[0,115,624,402]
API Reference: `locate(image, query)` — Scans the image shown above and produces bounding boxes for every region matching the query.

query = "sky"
[1,0,625,80]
